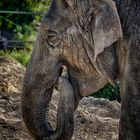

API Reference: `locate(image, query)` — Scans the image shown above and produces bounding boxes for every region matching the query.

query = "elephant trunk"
[52,76,75,140]
[21,62,75,140]
[22,86,53,139]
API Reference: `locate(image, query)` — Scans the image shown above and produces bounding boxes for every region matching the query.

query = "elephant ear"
[93,0,122,60]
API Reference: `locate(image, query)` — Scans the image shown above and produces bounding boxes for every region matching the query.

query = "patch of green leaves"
[92,82,121,102]
[0,47,32,66]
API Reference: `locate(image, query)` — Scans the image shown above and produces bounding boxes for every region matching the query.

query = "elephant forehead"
[67,26,77,34]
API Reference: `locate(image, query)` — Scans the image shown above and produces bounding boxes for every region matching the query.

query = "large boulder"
[0,57,121,140]
[0,56,25,93]
[73,97,120,140]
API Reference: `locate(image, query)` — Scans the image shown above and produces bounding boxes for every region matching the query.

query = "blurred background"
[0,0,120,102]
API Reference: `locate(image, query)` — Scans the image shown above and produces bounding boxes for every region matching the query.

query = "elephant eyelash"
[47,30,58,37]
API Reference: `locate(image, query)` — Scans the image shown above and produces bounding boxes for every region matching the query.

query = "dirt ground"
[0,57,121,140]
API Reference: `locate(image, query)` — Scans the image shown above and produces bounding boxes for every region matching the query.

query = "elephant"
[117,0,140,139]
[21,0,140,140]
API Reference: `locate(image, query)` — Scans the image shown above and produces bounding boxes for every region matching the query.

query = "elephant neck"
[118,0,140,38]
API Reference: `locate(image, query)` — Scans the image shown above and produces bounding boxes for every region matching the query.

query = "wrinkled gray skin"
[117,0,140,139]
[21,0,140,140]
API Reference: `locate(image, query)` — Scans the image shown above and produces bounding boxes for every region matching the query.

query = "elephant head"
[21,0,122,139]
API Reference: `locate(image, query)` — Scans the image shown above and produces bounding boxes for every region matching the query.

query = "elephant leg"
[47,76,75,140]
[119,65,140,140]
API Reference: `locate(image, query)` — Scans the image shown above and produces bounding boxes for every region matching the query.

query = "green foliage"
[0,0,51,43]
[0,0,51,30]
[0,48,32,66]
[92,82,121,102]
[0,1,33,30]
[0,1,51,66]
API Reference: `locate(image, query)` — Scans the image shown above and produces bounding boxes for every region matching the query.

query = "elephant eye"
[47,30,61,47]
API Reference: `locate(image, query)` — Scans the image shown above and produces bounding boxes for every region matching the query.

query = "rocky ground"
[0,56,121,140]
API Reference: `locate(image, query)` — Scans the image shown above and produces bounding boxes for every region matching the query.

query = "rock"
[0,57,30,140]
[0,57,121,140]
[73,97,120,140]
[0,56,25,93]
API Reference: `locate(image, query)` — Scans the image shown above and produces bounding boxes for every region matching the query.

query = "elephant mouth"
[54,65,68,88]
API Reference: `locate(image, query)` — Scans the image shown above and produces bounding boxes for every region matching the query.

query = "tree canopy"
[0,0,51,30]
